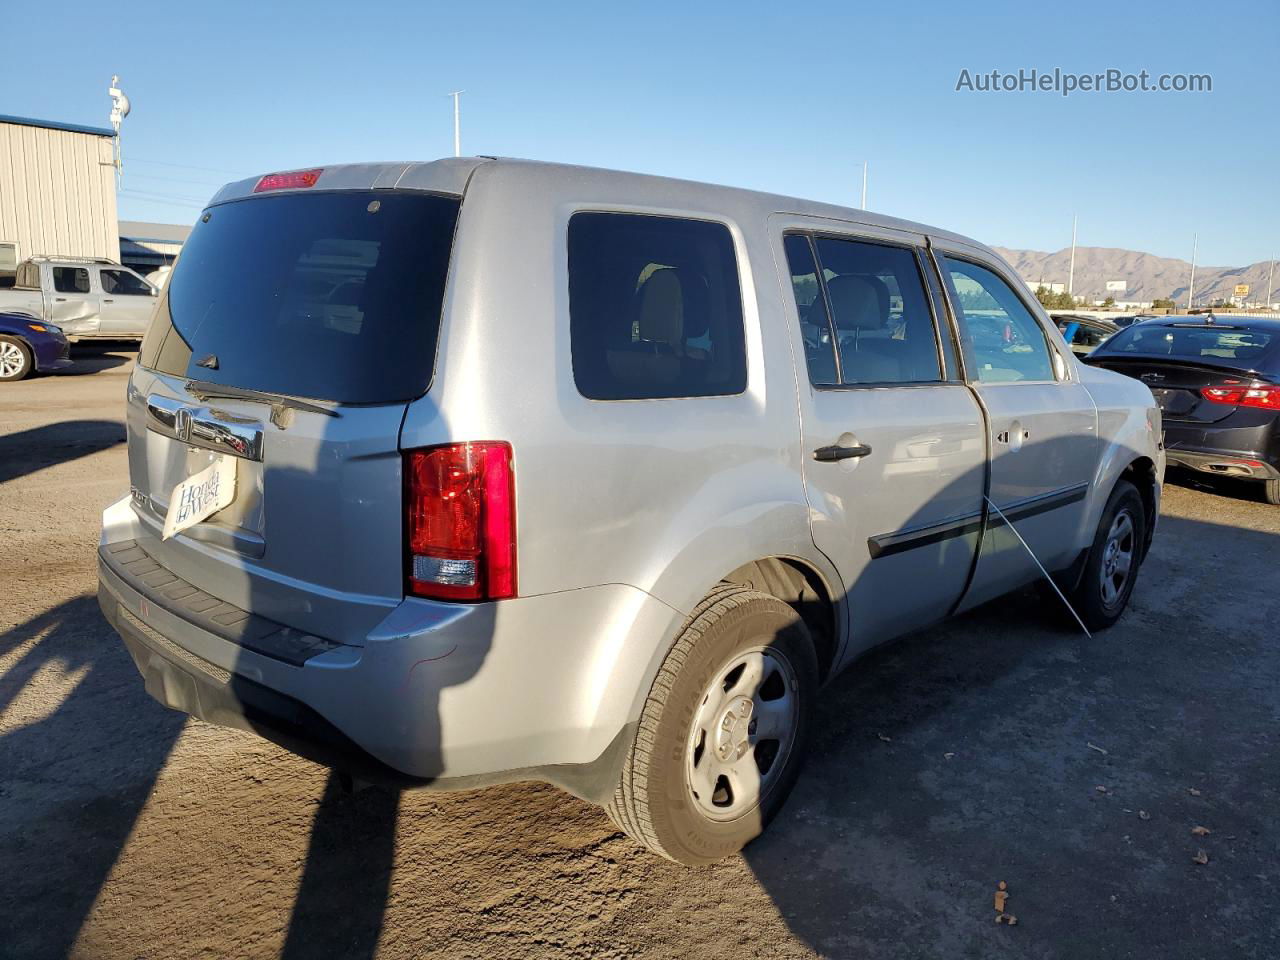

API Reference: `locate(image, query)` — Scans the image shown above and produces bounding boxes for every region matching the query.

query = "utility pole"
[1267,255,1276,310]
[1187,233,1198,310]
[448,91,464,157]
[860,160,868,209]
[1068,215,1077,296]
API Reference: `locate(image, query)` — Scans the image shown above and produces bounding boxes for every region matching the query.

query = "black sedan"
[0,311,72,381]
[1084,316,1280,504]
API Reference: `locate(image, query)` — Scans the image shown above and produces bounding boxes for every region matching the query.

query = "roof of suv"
[207,156,989,254]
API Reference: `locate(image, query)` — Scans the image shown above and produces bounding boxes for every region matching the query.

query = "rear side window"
[140,191,460,404]
[568,212,747,400]
[53,267,90,294]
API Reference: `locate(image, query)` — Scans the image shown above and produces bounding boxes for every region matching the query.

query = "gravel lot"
[2,347,1278,960]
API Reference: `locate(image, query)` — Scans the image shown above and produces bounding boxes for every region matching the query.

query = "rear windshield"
[1100,323,1277,370]
[140,190,460,404]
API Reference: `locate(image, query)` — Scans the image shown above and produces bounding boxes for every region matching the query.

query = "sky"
[4,0,1276,267]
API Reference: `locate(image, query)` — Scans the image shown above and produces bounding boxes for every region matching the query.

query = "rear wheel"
[607,586,818,865]
[1263,478,1280,506]
[0,336,33,381]
[1071,479,1146,631]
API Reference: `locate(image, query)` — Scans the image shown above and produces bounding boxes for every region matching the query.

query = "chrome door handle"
[814,443,873,462]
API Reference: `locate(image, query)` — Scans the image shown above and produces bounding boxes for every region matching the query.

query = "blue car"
[0,310,72,381]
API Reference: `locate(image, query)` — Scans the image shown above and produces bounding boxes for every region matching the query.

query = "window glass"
[143,191,460,404]
[101,269,154,296]
[568,212,747,400]
[782,234,837,384]
[1103,324,1276,369]
[814,237,941,384]
[0,243,16,289]
[944,258,1055,382]
[53,267,90,294]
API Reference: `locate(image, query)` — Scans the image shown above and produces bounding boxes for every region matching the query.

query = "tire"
[1263,478,1280,506]
[1070,479,1147,631]
[0,336,33,381]
[607,585,818,865]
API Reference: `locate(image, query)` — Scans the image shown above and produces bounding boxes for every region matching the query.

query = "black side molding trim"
[868,511,985,559]
[988,482,1089,527]
[867,482,1090,560]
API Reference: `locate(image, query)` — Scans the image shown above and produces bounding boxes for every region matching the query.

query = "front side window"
[53,267,90,294]
[101,268,154,296]
[944,257,1055,383]
[568,212,747,400]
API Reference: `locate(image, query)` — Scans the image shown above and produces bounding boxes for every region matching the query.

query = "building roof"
[0,113,115,138]
[119,221,192,244]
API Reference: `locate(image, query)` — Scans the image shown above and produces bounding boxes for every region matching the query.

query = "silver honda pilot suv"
[99,157,1163,864]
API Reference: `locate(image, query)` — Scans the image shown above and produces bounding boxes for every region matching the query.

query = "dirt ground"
[2,347,1278,960]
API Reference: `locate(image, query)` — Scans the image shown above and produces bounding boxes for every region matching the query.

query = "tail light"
[404,442,516,602]
[1201,384,1280,410]
[253,168,323,192]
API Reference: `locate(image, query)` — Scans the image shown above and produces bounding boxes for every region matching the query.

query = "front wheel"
[1070,479,1147,631]
[0,336,33,381]
[607,586,818,865]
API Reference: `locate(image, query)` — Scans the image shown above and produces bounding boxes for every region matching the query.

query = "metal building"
[119,220,190,275]
[0,114,120,285]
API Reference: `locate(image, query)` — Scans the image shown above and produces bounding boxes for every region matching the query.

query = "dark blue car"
[0,311,72,381]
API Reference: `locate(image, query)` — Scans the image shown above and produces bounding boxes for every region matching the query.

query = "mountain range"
[991,246,1278,306]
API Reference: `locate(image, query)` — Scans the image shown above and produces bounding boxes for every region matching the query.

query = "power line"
[129,157,250,177]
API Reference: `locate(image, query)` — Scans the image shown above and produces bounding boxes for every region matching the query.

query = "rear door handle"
[103,298,114,303]
[814,443,873,462]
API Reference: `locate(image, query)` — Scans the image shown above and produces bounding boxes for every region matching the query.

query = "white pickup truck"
[0,256,158,340]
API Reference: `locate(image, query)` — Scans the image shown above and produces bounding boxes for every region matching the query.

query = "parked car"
[1085,316,1280,504]
[0,310,71,381]
[98,158,1164,864]
[0,256,158,341]
[1054,313,1120,356]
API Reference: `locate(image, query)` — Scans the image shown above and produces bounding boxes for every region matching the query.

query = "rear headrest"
[637,269,684,345]
[826,275,886,331]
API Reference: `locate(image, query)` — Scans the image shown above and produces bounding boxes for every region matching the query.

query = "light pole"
[860,160,868,209]
[1187,233,1198,310]
[1267,255,1276,310]
[448,91,464,157]
[1068,215,1077,298]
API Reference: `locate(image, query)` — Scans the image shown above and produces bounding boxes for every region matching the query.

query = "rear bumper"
[1163,419,1280,481]
[98,496,674,802]
[1163,447,1280,481]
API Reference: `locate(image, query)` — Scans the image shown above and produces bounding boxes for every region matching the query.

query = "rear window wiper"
[184,379,341,428]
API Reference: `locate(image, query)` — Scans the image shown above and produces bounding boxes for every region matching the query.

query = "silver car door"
[931,242,1098,611]
[772,216,986,664]
[47,263,101,336]
[98,267,158,336]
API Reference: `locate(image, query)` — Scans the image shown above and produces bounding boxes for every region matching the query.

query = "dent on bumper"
[98,499,675,794]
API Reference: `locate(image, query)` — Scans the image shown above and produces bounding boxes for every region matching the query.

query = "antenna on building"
[108,75,131,183]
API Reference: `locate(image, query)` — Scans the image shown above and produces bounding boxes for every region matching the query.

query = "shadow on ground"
[0,596,186,959]
[742,511,1280,959]
[0,420,127,483]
